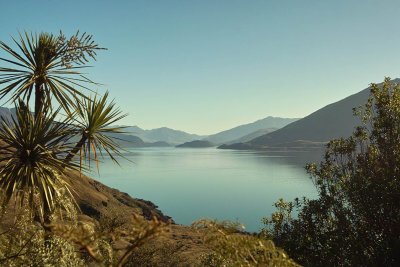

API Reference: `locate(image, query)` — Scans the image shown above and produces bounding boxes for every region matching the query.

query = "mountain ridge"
[219,80,398,150]
[120,126,205,145]
[203,116,299,145]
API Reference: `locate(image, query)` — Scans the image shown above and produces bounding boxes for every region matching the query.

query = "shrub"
[262,77,400,266]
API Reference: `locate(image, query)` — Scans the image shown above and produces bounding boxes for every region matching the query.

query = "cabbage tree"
[0,31,126,218]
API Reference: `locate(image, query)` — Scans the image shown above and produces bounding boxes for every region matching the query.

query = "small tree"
[0,31,172,267]
[262,77,400,266]
[0,31,126,220]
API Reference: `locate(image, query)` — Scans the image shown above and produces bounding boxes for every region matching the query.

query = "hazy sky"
[1,0,400,135]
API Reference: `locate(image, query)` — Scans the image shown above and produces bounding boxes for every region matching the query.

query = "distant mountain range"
[118,117,298,147]
[219,81,383,150]
[121,126,205,145]
[203,117,299,145]
[1,104,325,150]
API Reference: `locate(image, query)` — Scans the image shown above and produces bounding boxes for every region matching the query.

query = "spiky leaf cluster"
[0,31,127,215]
[0,31,103,114]
[0,102,77,217]
[66,91,128,167]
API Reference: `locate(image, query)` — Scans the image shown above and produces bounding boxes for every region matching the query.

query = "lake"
[93,147,322,232]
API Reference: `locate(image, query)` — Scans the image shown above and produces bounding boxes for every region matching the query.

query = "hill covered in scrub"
[66,171,212,265]
[108,132,172,147]
[176,140,214,148]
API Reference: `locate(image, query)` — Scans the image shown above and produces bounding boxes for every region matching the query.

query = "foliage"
[0,101,77,218]
[0,201,167,267]
[0,30,126,217]
[262,77,400,266]
[0,192,84,266]
[193,219,300,267]
[51,213,167,267]
[65,91,128,167]
[0,31,104,115]
[124,242,187,267]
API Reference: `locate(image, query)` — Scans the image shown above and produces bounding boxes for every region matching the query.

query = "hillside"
[226,127,278,144]
[68,171,210,265]
[220,81,385,150]
[176,140,214,148]
[204,116,299,145]
[110,133,172,147]
[65,170,171,222]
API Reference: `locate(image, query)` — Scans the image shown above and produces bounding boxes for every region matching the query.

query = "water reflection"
[243,150,325,167]
[93,147,321,232]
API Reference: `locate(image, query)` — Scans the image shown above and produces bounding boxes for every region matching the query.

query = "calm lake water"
[93,147,322,232]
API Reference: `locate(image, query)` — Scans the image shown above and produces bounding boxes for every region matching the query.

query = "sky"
[1,0,400,135]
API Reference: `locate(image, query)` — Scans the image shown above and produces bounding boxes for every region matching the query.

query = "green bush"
[262,77,400,266]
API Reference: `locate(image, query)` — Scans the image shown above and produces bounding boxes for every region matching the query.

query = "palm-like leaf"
[65,91,128,167]
[0,31,103,115]
[0,102,78,218]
